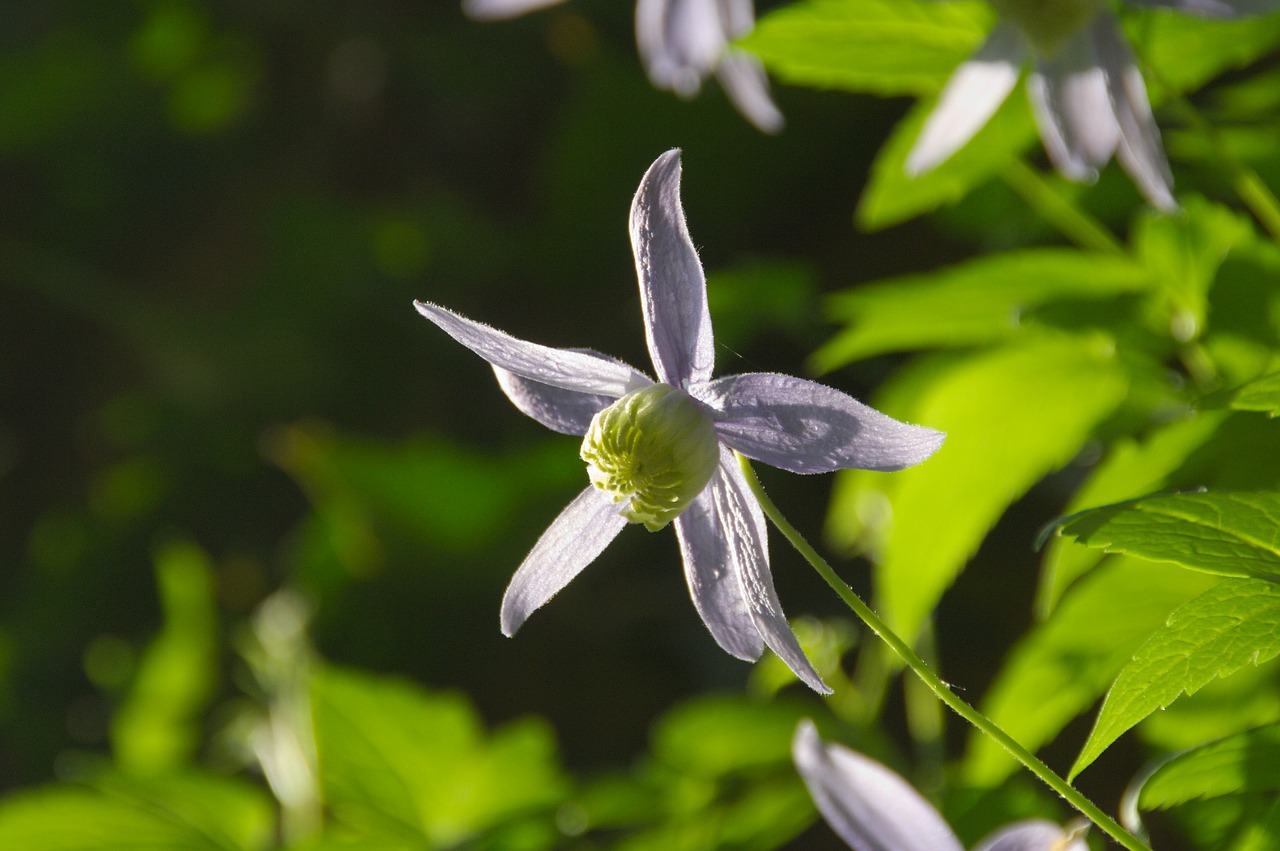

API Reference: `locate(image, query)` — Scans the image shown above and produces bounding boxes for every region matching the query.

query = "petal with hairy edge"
[973,820,1090,851]
[415,300,651,398]
[462,0,567,20]
[792,721,963,851]
[1026,28,1119,182]
[494,349,642,436]
[907,21,1024,175]
[693,373,945,474]
[715,448,829,692]
[1093,15,1176,211]
[673,479,765,661]
[500,487,629,636]
[630,150,715,387]
[716,52,785,134]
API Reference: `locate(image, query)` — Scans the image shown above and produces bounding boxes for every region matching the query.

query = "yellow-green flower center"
[580,384,720,531]
[993,0,1099,55]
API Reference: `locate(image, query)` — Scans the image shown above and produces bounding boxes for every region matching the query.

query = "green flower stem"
[737,455,1151,851]
[1000,159,1127,255]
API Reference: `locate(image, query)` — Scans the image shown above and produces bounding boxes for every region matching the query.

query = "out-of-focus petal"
[1026,27,1119,182]
[693,373,945,474]
[714,448,829,693]
[792,721,964,851]
[673,478,765,661]
[1093,15,1177,210]
[716,52,785,134]
[494,349,632,435]
[500,486,628,636]
[973,819,1090,851]
[415,300,652,398]
[463,0,568,20]
[907,22,1024,175]
[630,150,716,387]
[637,0,725,95]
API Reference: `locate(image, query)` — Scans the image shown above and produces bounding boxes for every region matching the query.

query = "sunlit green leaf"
[1054,491,1280,583]
[1202,371,1280,417]
[1132,8,1280,96]
[812,249,1150,370]
[1071,578,1280,779]
[964,556,1216,786]
[1139,723,1280,810]
[651,696,808,777]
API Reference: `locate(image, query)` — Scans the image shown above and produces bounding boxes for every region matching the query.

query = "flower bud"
[580,384,720,531]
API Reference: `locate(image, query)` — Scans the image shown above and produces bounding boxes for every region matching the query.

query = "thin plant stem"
[1000,159,1127,255]
[737,455,1152,851]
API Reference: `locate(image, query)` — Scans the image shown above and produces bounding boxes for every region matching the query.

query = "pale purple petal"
[494,349,642,436]
[907,22,1025,175]
[714,447,829,693]
[463,0,568,20]
[637,0,725,96]
[415,300,651,398]
[1026,28,1120,182]
[792,720,964,851]
[673,476,765,661]
[692,373,945,474]
[716,52,785,134]
[1093,15,1177,211]
[500,486,628,636]
[630,150,715,387]
[973,820,1089,851]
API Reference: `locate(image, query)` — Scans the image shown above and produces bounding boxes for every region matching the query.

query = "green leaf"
[1037,413,1227,615]
[1139,723,1280,810]
[812,248,1151,370]
[311,666,568,846]
[963,556,1217,786]
[1132,9,1280,97]
[650,696,809,777]
[1055,491,1280,583]
[1071,578,1280,779]
[834,335,1128,641]
[743,0,990,96]
[1202,371,1280,417]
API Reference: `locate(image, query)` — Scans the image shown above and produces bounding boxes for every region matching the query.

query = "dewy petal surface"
[462,0,568,20]
[494,349,639,436]
[415,300,652,398]
[972,820,1089,851]
[1026,28,1120,182]
[673,472,766,662]
[713,447,829,693]
[693,373,945,474]
[792,721,964,851]
[906,21,1024,175]
[500,486,629,636]
[630,150,715,388]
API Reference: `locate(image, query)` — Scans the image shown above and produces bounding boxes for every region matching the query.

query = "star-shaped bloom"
[907,0,1279,210]
[461,0,783,133]
[415,150,943,693]
[793,721,1090,851]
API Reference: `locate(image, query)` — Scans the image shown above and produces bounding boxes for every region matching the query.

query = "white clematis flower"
[907,0,1280,211]
[461,0,783,132]
[415,150,943,693]
[793,720,1091,851]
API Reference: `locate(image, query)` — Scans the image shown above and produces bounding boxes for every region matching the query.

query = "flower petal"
[693,373,945,474]
[792,720,964,851]
[462,0,568,20]
[630,150,716,387]
[1093,15,1177,211]
[1026,27,1120,183]
[716,51,785,134]
[906,22,1024,175]
[415,300,651,398]
[973,819,1090,851]
[673,479,766,662]
[500,486,628,636]
[713,448,829,693]
[494,349,636,436]
[636,0,724,95]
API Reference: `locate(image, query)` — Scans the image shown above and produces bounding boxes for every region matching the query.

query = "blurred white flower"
[908,0,1280,210]
[794,720,1091,851]
[462,0,783,132]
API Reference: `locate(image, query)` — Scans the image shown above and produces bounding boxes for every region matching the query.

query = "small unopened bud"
[580,384,720,531]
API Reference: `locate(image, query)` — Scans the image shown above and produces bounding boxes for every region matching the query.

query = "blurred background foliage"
[4,0,1280,849]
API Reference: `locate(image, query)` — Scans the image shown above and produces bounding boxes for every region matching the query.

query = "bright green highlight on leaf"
[1054,491,1280,584]
[1071,578,1280,779]
[1202,371,1280,417]
[1138,723,1280,810]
